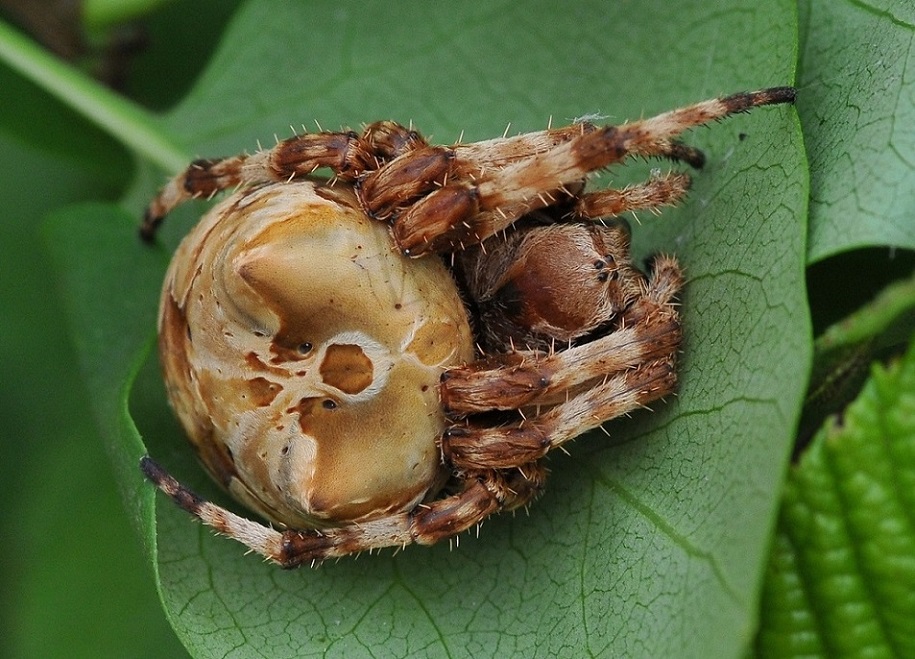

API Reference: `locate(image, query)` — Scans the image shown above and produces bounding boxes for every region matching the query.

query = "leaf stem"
[0,18,188,173]
[816,271,915,354]
[83,0,175,31]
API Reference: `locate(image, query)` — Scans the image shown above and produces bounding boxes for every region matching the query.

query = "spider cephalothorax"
[140,87,795,567]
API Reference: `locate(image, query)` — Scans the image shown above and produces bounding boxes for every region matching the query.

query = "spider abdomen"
[158,180,475,529]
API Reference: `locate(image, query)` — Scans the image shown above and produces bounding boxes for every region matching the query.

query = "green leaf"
[83,0,176,31]
[756,337,915,657]
[0,17,187,172]
[0,65,186,659]
[797,0,915,263]
[47,0,808,656]
[43,204,168,548]
[815,272,915,355]
[800,271,915,442]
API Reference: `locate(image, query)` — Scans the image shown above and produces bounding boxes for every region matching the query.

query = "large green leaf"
[756,335,915,657]
[797,0,915,263]
[47,1,808,656]
[0,58,186,659]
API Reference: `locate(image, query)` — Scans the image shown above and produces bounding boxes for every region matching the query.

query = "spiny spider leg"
[440,256,682,471]
[441,255,682,415]
[572,170,692,220]
[142,88,793,246]
[388,87,795,255]
[358,129,701,224]
[441,355,677,471]
[141,456,544,567]
[140,121,427,241]
[440,320,678,415]
[449,125,704,173]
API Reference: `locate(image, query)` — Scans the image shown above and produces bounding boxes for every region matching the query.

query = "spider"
[140,87,795,567]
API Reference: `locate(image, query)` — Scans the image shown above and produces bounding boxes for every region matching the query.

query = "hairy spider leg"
[387,88,795,255]
[143,88,792,245]
[573,170,692,220]
[440,255,682,471]
[141,456,544,567]
[441,356,676,470]
[140,121,427,241]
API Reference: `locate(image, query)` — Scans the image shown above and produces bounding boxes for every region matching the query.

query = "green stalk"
[0,18,187,172]
[82,0,175,31]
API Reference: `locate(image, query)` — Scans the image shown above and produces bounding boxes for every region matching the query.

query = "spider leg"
[441,305,679,415]
[623,87,796,157]
[450,124,704,171]
[140,121,427,241]
[387,87,795,256]
[651,140,706,168]
[440,255,682,470]
[358,122,695,228]
[572,170,692,220]
[141,456,544,567]
[442,356,677,470]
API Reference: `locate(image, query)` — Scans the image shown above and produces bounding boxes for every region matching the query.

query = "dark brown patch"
[319,344,373,394]
[664,141,706,168]
[269,334,313,364]
[721,87,796,113]
[572,126,627,171]
[361,120,428,160]
[440,357,552,415]
[183,158,240,196]
[392,184,480,255]
[440,422,550,470]
[272,131,359,178]
[410,480,499,544]
[287,396,332,436]
[246,377,283,407]
[158,293,194,388]
[140,456,207,513]
[245,351,290,377]
[359,146,453,218]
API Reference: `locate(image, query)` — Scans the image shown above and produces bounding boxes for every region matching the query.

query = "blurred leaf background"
[0,2,236,657]
[1,1,913,658]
